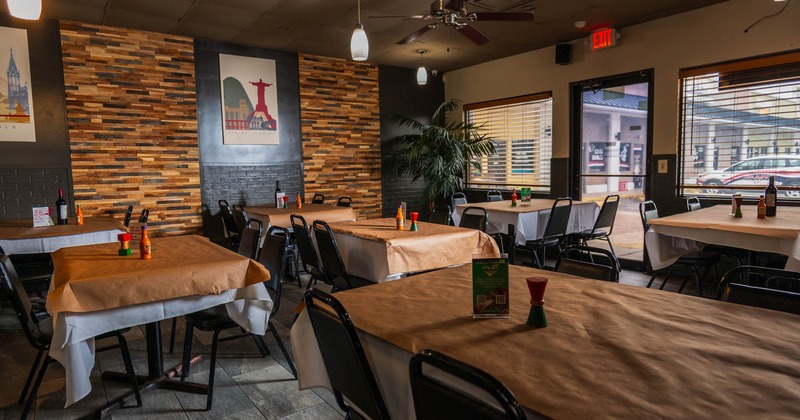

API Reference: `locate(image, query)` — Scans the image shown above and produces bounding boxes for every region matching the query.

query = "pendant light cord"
[358,0,362,24]
[744,0,792,33]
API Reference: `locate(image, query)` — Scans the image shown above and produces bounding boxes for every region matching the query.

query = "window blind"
[465,93,553,192]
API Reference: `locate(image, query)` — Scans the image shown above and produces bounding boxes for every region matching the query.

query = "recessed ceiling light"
[574,20,587,29]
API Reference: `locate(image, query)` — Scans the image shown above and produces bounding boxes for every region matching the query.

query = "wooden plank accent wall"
[60,22,201,236]
[299,54,382,219]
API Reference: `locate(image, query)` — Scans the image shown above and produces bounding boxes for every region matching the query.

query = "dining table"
[452,199,599,245]
[0,216,126,254]
[46,234,272,414]
[244,203,356,229]
[291,263,800,419]
[326,218,500,283]
[645,204,800,271]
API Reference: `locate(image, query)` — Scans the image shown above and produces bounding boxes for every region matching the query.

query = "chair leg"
[207,330,222,411]
[19,349,45,405]
[181,321,194,380]
[168,317,177,354]
[530,246,542,269]
[251,334,269,357]
[21,354,51,420]
[293,254,302,288]
[269,320,297,378]
[646,271,659,289]
[116,334,142,407]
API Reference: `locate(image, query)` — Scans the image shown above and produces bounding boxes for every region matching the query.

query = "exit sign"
[591,28,617,51]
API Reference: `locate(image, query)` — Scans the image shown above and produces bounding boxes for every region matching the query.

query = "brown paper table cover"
[648,204,800,240]
[328,218,500,277]
[332,264,800,419]
[245,203,356,228]
[47,235,270,316]
[455,198,587,214]
[0,216,125,240]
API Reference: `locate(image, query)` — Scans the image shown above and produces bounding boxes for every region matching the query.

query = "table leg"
[98,321,208,418]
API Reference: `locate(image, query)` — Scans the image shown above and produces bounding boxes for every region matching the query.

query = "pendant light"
[350,0,369,61]
[416,50,428,85]
[7,0,42,20]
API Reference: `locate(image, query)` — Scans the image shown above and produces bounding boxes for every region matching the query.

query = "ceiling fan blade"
[397,26,434,45]
[457,24,490,45]
[472,11,535,22]
[368,15,428,19]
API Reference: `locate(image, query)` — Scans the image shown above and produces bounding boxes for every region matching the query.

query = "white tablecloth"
[50,284,273,406]
[452,201,599,245]
[0,229,123,254]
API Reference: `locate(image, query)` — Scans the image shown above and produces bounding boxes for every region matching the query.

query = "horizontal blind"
[679,53,800,198]
[466,94,553,192]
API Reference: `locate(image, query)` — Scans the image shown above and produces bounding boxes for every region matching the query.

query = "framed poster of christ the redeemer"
[219,53,279,145]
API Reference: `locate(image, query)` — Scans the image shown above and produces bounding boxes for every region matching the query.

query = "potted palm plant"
[385,99,496,209]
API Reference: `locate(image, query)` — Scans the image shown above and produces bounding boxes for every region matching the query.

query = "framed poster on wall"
[219,53,279,145]
[0,26,36,142]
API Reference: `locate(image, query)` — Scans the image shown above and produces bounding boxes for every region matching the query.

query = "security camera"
[431,70,439,77]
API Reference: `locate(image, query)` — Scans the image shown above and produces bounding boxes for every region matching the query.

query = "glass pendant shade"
[417,66,428,85]
[351,24,369,61]
[7,0,42,20]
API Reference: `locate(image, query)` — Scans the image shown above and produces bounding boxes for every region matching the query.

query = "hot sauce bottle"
[140,225,152,259]
[396,206,405,230]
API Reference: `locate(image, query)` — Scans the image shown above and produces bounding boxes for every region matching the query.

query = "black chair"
[451,192,468,208]
[525,197,572,269]
[640,200,720,297]
[232,204,249,237]
[1,255,141,419]
[429,204,452,226]
[716,266,800,314]
[409,349,526,420]
[686,196,702,211]
[569,194,619,256]
[0,245,52,298]
[313,220,373,291]
[486,190,503,202]
[459,206,488,232]
[312,193,325,204]
[180,227,296,410]
[123,205,133,227]
[291,215,330,290]
[337,196,352,207]
[491,224,517,265]
[304,288,390,420]
[555,245,620,282]
[219,200,241,251]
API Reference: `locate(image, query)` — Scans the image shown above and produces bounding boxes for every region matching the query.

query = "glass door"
[570,70,653,267]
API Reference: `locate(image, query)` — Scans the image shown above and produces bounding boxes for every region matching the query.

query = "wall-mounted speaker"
[555,44,571,65]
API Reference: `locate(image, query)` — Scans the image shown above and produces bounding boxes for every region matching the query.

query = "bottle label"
[766,194,776,207]
[758,206,766,219]
[396,217,404,230]
[142,243,152,259]
[59,204,68,219]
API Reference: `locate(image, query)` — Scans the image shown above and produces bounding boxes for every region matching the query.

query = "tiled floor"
[0,261,726,419]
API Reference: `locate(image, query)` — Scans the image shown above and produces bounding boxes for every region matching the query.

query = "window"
[465,93,553,192]
[679,51,800,198]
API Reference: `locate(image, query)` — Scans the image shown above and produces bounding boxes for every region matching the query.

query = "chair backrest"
[138,209,149,223]
[219,200,240,238]
[459,206,488,232]
[237,218,263,260]
[259,226,289,314]
[312,193,325,205]
[486,190,503,202]
[451,192,468,208]
[124,205,133,227]
[716,265,800,314]
[686,196,701,212]
[555,245,620,282]
[337,196,352,207]
[429,204,452,226]
[409,349,526,420]
[291,214,325,280]
[542,197,573,243]
[591,194,619,234]
[304,289,390,420]
[0,255,42,349]
[313,220,354,290]
[639,200,659,231]
[232,204,248,236]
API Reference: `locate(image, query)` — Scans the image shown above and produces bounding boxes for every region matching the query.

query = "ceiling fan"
[371,0,535,45]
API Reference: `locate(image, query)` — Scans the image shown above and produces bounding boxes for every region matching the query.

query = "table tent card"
[472,255,509,318]
[32,206,54,227]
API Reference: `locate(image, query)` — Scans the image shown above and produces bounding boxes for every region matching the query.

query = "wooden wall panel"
[60,22,200,236]
[299,54,382,219]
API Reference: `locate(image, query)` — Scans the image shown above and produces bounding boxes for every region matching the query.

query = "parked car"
[697,155,800,197]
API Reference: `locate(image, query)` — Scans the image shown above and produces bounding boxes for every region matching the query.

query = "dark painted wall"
[379,65,445,220]
[194,40,302,243]
[0,15,71,219]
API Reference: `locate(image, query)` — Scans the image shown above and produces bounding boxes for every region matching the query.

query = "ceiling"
[5,0,733,72]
